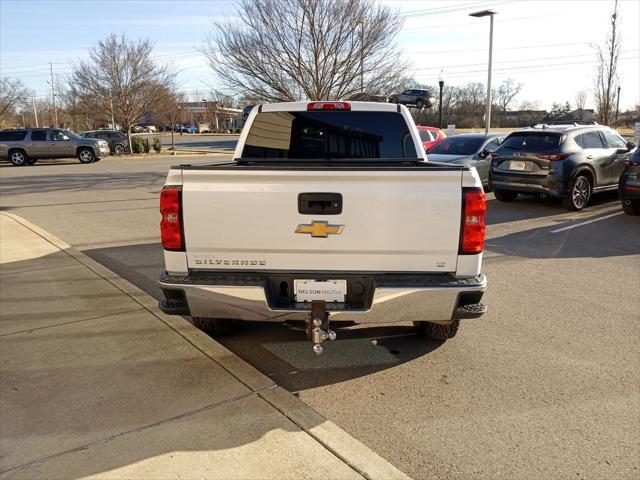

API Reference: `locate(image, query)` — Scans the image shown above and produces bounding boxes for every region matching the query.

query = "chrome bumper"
[159,272,487,324]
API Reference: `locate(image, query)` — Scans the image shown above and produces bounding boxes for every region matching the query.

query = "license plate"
[509,160,526,170]
[294,279,346,303]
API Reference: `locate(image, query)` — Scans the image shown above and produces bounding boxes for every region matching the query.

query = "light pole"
[470,9,496,135]
[438,70,444,129]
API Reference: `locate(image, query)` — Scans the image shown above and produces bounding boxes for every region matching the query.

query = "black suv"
[489,124,635,210]
[80,130,129,155]
[619,148,640,215]
[387,89,435,109]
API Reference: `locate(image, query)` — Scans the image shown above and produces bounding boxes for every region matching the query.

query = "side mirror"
[626,141,635,151]
[63,136,70,141]
[478,149,490,159]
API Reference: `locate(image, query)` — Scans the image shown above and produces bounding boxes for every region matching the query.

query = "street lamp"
[469,9,496,135]
[438,70,444,129]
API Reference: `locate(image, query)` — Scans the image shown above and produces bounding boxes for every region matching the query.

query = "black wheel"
[113,144,126,156]
[191,317,238,336]
[494,189,518,202]
[415,320,460,340]
[416,99,424,108]
[622,198,640,216]
[9,149,28,166]
[77,148,96,163]
[562,174,591,211]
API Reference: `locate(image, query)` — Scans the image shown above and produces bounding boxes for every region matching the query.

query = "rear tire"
[415,320,460,340]
[191,317,238,336]
[622,199,640,216]
[562,174,591,211]
[9,149,28,166]
[114,144,126,156]
[494,189,518,202]
[77,148,96,163]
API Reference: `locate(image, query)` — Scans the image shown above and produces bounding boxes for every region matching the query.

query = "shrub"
[152,137,162,153]
[143,138,151,153]
[131,137,145,154]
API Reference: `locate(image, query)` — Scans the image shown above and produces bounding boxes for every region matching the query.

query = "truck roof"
[260,101,401,113]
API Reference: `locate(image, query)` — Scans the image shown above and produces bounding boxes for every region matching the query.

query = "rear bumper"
[158,271,487,324]
[491,170,568,197]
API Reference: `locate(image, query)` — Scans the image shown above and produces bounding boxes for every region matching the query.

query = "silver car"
[0,128,110,166]
[426,133,504,187]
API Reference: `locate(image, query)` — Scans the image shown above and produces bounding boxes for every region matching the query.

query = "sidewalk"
[0,213,410,480]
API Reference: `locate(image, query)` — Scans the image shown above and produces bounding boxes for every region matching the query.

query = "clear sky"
[1,0,639,111]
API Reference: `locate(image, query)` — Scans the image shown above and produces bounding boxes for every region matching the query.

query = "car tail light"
[307,102,351,111]
[538,153,569,161]
[624,159,640,167]
[459,188,486,255]
[160,186,184,251]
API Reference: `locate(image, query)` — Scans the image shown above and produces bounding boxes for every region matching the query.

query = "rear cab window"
[500,133,561,152]
[241,111,418,160]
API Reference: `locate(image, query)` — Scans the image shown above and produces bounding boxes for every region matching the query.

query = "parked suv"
[489,124,635,210]
[0,128,109,166]
[388,89,435,109]
[80,130,129,155]
[619,148,640,215]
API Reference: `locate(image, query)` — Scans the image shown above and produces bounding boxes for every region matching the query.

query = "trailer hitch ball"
[308,300,336,355]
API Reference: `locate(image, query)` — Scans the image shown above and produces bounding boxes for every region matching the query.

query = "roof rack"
[530,121,599,130]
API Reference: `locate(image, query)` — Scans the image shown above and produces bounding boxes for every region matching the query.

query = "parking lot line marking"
[550,211,624,233]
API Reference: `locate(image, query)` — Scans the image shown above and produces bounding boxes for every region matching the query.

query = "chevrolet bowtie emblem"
[295,221,344,238]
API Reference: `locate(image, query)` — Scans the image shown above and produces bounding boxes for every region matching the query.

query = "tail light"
[307,102,350,111]
[538,153,569,161]
[624,159,640,167]
[160,186,184,251]
[459,188,486,255]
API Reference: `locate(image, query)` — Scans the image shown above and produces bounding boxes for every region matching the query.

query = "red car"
[416,126,446,151]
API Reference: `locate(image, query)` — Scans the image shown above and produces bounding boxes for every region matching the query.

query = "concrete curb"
[1,212,411,480]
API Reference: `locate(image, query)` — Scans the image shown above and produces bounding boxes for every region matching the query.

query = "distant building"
[498,110,547,127]
[181,102,242,130]
[561,109,595,122]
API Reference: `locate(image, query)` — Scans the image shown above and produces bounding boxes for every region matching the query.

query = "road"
[134,132,239,152]
[1,156,638,480]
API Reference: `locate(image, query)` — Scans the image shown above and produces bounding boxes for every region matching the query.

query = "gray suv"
[387,89,435,109]
[0,128,110,166]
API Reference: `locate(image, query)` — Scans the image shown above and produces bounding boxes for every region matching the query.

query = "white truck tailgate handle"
[298,192,342,215]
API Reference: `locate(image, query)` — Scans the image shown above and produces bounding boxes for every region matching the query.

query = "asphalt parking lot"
[1,156,638,480]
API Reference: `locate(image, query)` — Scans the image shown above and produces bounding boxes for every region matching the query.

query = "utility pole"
[49,62,59,127]
[32,97,39,127]
[360,23,364,93]
[109,91,115,129]
[615,85,621,126]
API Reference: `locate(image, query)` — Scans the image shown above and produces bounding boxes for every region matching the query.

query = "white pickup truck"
[158,101,487,354]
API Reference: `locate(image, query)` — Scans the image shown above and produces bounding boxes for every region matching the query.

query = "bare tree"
[70,34,176,151]
[574,90,587,120]
[203,0,406,101]
[0,78,32,126]
[594,0,620,125]
[494,79,523,112]
[154,89,187,150]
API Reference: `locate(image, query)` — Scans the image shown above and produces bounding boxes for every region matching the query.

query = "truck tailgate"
[181,167,462,273]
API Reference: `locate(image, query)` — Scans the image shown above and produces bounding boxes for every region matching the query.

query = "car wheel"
[191,317,238,336]
[562,174,591,211]
[493,189,518,202]
[77,148,96,163]
[9,149,28,166]
[414,320,460,340]
[622,198,640,216]
[416,99,424,108]
[113,144,126,156]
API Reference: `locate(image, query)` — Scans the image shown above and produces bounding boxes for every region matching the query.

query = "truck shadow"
[485,190,620,225]
[82,241,445,392]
